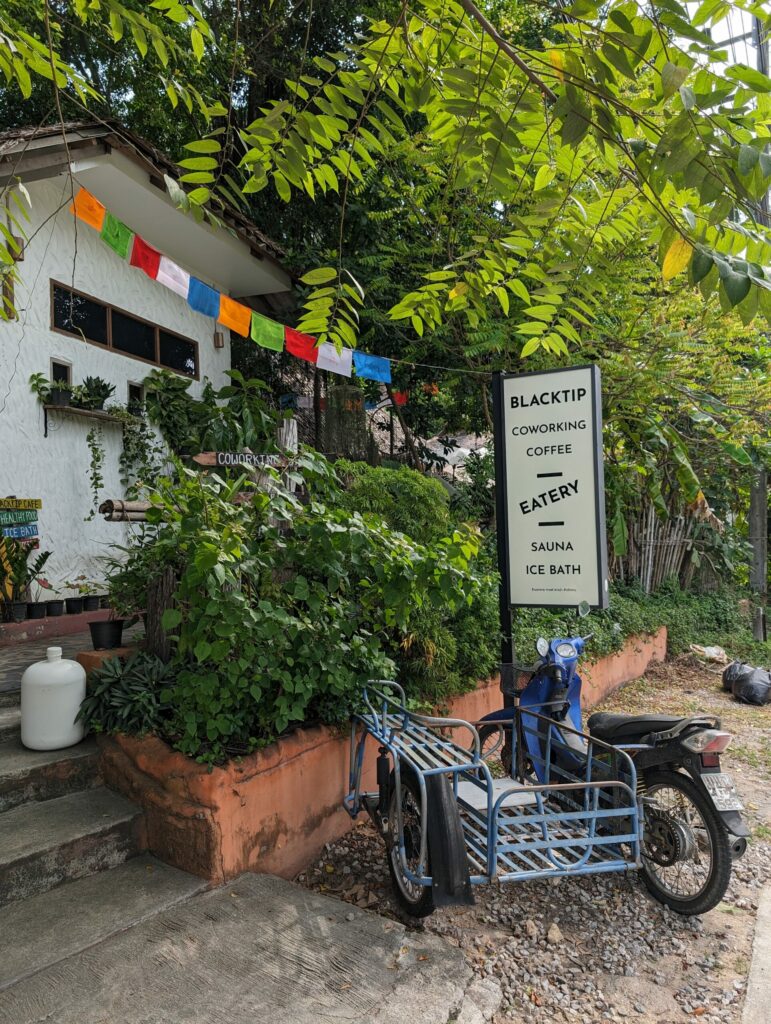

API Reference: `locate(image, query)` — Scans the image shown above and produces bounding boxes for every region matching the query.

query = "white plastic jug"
[21,646,86,750]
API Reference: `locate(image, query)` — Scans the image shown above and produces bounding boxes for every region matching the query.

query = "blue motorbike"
[345,634,748,919]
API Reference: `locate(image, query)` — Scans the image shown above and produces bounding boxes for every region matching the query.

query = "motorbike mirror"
[577,600,591,618]
[536,637,549,657]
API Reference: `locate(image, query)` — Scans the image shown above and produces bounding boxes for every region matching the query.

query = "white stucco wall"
[0,176,235,595]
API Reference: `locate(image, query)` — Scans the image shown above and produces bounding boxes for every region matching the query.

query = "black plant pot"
[49,388,71,407]
[83,595,100,612]
[27,602,47,619]
[46,599,65,617]
[89,619,124,650]
[99,595,110,610]
[10,601,27,623]
[65,597,84,614]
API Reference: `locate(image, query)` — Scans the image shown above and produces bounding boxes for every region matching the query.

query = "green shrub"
[333,459,452,544]
[104,453,482,764]
[78,654,175,736]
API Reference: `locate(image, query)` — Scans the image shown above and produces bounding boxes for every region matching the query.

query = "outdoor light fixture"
[213,330,225,349]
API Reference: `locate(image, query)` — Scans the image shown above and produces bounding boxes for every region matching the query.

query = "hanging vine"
[85,425,105,521]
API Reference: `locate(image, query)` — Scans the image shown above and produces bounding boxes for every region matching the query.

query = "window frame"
[50,358,72,385]
[50,280,200,380]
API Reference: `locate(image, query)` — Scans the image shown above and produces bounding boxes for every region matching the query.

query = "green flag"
[100,212,132,259]
[250,311,284,352]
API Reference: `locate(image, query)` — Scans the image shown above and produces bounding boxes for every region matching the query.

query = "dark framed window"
[127,382,144,407]
[50,360,71,384]
[50,281,199,378]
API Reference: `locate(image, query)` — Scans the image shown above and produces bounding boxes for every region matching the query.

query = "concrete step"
[0,873,471,1024]
[0,854,207,992]
[0,736,101,813]
[0,705,20,741]
[0,787,145,907]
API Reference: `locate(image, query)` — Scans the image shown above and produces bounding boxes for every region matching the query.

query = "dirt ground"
[299,657,771,1023]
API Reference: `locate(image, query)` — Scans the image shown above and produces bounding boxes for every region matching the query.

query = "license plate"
[701,773,744,812]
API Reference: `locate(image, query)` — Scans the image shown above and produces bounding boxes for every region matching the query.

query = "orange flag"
[69,188,105,231]
[218,295,252,337]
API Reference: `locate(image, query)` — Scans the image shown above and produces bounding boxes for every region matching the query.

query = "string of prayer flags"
[316,342,352,377]
[70,188,105,231]
[251,312,284,352]
[285,327,318,363]
[130,236,161,279]
[218,295,251,337]
[352,351,391,384]
[100,212,132,259]
[187,276,220,318]
[156,256,190,298]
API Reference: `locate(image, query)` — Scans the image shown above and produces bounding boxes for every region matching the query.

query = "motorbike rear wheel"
[386,769,435,918]
[640,769,731,916]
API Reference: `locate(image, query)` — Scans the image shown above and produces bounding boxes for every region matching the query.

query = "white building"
[0,122,292,594]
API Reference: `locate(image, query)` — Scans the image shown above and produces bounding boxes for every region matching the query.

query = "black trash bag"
[732,667,771,707]
[722,661,753,693]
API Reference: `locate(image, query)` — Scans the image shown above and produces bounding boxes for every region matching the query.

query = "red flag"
[129,235,161,279]
[393,390,408,406]
[285,327,318,363]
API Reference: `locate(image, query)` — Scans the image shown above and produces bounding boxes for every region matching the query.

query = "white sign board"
[497,365,608,608]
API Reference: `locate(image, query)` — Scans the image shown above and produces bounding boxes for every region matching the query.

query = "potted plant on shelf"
[41,579,65,617]
[1,541,51,622]
[27,575,52,619]
[64,575,102,612]
[77,376,115,411]
[29,372,73,408]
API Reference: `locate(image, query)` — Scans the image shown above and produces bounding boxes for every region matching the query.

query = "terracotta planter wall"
[99,628,666,884]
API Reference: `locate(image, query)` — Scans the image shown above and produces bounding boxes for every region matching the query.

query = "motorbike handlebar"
[581,633,594,643]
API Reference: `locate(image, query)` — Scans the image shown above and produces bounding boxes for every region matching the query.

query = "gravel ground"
[299,657,771,1023]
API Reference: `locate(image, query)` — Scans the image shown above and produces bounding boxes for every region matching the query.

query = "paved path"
[743,885,771,1024]
[0,873,479,1024]
[0,625,143,693]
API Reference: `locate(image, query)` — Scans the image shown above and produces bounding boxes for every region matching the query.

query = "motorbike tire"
[386,769,435,918]
[640,769,731,916]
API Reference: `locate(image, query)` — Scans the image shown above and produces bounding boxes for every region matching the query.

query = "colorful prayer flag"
[156,256,190,298]
[285,327,318,363]
[100,212,132,259]
[218,295,251,337]
[250,312,284,352]
[353,351,391,384]
[187,277,220,318]
[316,342,352,377]
[69,188,105,231]
[129,236,161,279]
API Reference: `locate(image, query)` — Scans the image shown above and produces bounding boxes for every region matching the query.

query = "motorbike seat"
[587,712,688,745]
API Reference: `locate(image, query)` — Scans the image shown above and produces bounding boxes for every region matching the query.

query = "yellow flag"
[662,237,692,280]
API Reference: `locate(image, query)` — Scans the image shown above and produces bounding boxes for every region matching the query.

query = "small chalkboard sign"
[0,509,38,525]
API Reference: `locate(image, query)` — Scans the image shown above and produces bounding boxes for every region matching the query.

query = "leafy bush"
[333,459,452,544]
[78,654,175,736]
[331,459,500,702]
[104,452,482,763]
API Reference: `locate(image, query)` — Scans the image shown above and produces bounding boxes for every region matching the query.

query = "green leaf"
[162,608,182,630]
[724,64,771,93]
[690,249,713,284]
[662,61,689,98]
[301,267,338,285]
[520,336,542,357]
[178,156,218,171]
[191,28,204,62]
[737,145,758,176]
[721,441,752,467]
[720,269,751,306]
[184,139,222,154]
[533,165,556,191]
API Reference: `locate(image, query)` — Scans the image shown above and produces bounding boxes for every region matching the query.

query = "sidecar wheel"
[386,769,435,918]
[640,769,731,916]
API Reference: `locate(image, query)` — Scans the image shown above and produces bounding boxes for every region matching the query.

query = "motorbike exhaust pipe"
[730,836,747,860]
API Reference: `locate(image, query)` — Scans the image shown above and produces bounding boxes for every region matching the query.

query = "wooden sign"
[2,523,38,540]
[193,452,284,469]
[0,509,38,525]
[0,497,42,510]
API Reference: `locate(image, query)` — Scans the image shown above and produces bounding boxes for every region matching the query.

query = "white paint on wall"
[0,175,245,595]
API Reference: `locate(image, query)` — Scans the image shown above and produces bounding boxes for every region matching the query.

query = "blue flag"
[353,351,392,383]
[187,276,220,318]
